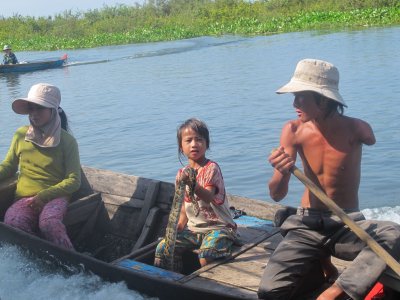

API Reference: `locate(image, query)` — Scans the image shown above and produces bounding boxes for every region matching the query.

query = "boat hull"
[0,55,67,73]
[0,166,399,299]
[0,216,250,300]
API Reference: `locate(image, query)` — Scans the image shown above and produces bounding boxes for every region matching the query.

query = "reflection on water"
[0,73,21,98]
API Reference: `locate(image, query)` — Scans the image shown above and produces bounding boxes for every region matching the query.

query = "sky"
[2,0,146,18]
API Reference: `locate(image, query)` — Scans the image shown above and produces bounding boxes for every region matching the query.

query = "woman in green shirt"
[0,83,81,249]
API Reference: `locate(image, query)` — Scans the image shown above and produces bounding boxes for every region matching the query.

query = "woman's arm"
[0,132,20,181]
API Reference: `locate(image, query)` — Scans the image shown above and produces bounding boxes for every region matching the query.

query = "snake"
[163,167,198,271]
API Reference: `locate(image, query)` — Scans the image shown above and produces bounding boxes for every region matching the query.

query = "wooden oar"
[291,166,400,277]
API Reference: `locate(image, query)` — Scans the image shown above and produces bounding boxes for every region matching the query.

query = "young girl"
[154,118,238,271]
[0,83,81,250]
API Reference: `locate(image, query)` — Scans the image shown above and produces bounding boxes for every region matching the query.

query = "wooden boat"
[0,54,67,73]
[0,166,399,299]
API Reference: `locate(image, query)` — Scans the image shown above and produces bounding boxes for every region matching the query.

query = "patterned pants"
[154,229,235,271]
[4,197,74,250]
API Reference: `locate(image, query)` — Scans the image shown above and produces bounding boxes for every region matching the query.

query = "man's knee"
[387,223,400,256]
[379,222,400,249]
[258,271,292,300]
[257,285,290,300]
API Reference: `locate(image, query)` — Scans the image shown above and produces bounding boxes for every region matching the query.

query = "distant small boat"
[0,54,67,73]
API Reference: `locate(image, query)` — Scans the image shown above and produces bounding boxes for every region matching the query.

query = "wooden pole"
[291,166,400,277]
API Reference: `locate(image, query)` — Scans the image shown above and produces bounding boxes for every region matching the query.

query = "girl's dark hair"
[59,107,69,132]
[313,92,344,118]
[177,118,210,160]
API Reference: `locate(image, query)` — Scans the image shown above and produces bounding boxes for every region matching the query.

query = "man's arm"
[268,121,298,201]
[356,119,375,146]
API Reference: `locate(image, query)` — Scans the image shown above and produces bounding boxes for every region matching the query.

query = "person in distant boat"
[154,118,238,271]
[2,45,18,64]
[0,83,81,250]
[258,59,400,300]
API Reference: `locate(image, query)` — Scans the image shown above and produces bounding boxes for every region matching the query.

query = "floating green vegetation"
[0,0,399,51]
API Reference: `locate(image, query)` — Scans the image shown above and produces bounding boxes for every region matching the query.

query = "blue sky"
[2,0,145,18]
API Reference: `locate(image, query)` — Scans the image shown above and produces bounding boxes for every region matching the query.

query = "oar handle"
[291,166,400,277]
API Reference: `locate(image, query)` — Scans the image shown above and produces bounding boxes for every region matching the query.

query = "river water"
[0,26,399,298]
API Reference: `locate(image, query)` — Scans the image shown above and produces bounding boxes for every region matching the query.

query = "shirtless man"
[257,59,400,300]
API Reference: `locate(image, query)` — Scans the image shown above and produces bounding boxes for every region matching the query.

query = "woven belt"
[296,207,359,216]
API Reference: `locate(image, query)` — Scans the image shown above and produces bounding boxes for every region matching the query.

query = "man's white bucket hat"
[276,58,347,107]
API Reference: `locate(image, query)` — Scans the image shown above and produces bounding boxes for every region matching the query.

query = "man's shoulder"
[281,119,305,135]
[339,115,371,131]
[340,116,375,145]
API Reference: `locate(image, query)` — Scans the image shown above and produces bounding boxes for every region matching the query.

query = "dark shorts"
[258,209,400,300]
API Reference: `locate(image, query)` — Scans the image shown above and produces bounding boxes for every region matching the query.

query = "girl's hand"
[180,167,196,186]
[180,169,190,185]
[269,146,294,175]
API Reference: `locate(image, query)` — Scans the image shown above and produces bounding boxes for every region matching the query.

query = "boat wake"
[0,244,157,300]
[64,59,110,67]
[65,37,246,67]
[362,206,400,224]
[122,38,246,60]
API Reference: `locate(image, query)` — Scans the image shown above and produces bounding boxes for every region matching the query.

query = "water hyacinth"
[0,0,399,50]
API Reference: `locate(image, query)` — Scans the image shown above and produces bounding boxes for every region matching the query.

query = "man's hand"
[269,146,295,175]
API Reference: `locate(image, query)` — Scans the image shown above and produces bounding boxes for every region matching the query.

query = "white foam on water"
[362,206,400,224]
[0,244,157,300]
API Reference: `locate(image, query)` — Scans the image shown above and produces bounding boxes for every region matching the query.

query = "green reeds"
[0,0,399,51]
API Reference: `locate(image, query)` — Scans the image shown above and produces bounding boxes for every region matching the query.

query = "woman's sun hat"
[12,83,61,114]
[3,45,12,51]
[276,58,347,107]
